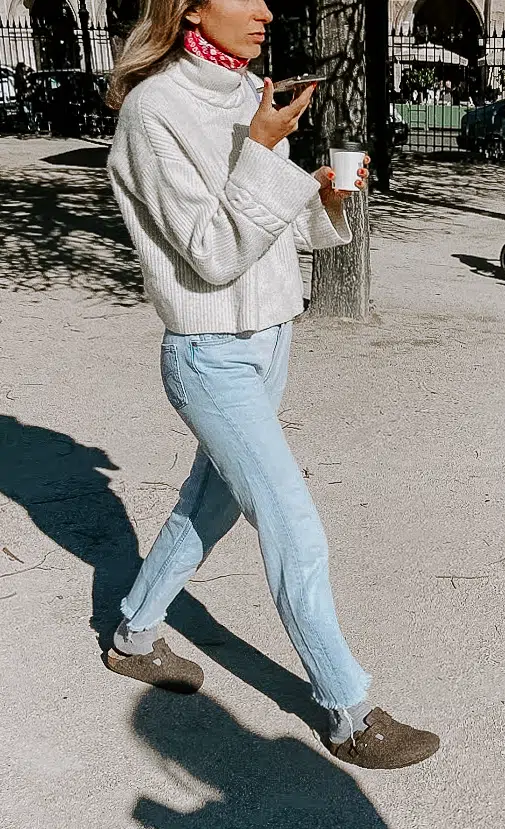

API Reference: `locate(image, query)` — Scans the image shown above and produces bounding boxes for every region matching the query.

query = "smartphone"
[258,75,328,94]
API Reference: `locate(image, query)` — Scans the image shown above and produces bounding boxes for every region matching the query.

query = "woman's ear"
[185,11,201,25]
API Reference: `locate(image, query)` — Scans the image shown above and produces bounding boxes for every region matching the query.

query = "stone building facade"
[0,1,107,25]
[390,0,505,34]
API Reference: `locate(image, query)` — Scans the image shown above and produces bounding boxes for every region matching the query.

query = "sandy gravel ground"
[1,137,504,829]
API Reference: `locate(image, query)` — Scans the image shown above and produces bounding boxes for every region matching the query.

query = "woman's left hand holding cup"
[314,156,370,208]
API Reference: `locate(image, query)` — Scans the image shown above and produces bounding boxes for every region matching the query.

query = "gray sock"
[329,700,373,745]
[113,618,159,656]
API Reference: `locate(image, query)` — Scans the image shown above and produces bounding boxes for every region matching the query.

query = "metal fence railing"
[1,13,505,158]
[389,27,505,159]
[0,18,115,137]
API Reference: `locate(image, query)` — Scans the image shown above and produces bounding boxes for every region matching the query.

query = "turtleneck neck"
[174,50,248,108]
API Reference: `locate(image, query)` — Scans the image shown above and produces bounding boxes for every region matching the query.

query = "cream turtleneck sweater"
[108,51,352,334]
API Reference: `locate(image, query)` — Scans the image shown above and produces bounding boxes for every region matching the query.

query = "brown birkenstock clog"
[106,638,204,694]
[326,707,440,769]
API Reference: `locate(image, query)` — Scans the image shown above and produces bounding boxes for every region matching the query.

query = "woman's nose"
[254,1,274,24]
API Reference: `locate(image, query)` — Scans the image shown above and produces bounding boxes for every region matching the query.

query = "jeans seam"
[262,324,283,385]
[137,458,213,602]
[190,345,344,693]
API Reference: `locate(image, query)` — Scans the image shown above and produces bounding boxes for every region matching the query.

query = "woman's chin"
[236,44,262,60]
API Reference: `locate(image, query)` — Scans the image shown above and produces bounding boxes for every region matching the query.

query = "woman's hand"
[250,78,316,151]
[314,157,371,208]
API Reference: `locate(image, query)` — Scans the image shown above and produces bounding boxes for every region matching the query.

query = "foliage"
[401,66,437,97]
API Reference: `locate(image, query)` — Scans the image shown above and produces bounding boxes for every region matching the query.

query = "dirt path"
[1,138,504,829]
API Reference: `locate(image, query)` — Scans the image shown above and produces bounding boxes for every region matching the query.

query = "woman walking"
[106,0,439,769]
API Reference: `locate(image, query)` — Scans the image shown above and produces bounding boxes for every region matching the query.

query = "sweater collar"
[176,51,246,104]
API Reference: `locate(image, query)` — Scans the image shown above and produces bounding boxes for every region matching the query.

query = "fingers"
[364,154,371,165]
[356,166,369,189]
[285,83,316,118]
[291,81,316,103]
[259,78,275,112]
[313,166,334,186]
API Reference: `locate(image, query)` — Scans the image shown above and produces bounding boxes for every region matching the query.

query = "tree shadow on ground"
[452,253,505,281]
[131,689,389,829]
[0,165,143,304]
[43,147,111,168]
[391,154,505,206]
[0,414,140,643]
[370,156,505,240]
[389,190,505,222]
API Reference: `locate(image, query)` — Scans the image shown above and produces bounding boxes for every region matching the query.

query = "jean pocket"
[160,344,188,410]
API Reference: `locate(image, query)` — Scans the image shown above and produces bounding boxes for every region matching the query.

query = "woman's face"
[187,0,273,59]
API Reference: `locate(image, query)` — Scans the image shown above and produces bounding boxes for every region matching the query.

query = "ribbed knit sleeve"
[117,123,321,287]
[293,192,353,252]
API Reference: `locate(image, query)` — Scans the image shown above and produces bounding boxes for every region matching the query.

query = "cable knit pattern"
[108,51,352,334]
[225,180,287,236]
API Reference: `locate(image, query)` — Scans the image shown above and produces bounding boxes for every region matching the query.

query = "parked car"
[27,69,116,137]
[458,99,505,160]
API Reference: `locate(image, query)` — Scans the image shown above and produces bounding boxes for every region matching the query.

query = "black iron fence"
[2,12,505,160]
[389,27,505,159]
[0,18,115,137]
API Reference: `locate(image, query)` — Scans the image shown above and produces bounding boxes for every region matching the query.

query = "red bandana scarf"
[184,29,249,72]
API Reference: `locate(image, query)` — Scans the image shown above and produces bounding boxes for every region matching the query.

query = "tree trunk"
[309,0,370,320]
[366,0,391,192]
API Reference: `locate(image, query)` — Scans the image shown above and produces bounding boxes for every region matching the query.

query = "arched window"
[413,0,484,62]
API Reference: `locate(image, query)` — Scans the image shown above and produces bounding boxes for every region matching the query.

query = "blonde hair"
[107,0,208,110]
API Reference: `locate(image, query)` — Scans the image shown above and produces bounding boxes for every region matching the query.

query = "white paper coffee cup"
[330,149,366,192]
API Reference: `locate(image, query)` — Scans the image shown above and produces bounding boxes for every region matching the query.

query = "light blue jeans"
[121,322,371,709]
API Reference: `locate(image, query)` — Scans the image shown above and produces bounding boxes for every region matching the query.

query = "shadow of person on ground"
[452,253,505,281]
[0,415,327,732]
[167,590,325,733]
[131,689,389,829]
[0,414,139,644]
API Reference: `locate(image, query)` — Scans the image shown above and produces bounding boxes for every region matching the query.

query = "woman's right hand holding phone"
[249,79,316,151]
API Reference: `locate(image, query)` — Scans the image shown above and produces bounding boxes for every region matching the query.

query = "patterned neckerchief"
[184,29,250,72]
